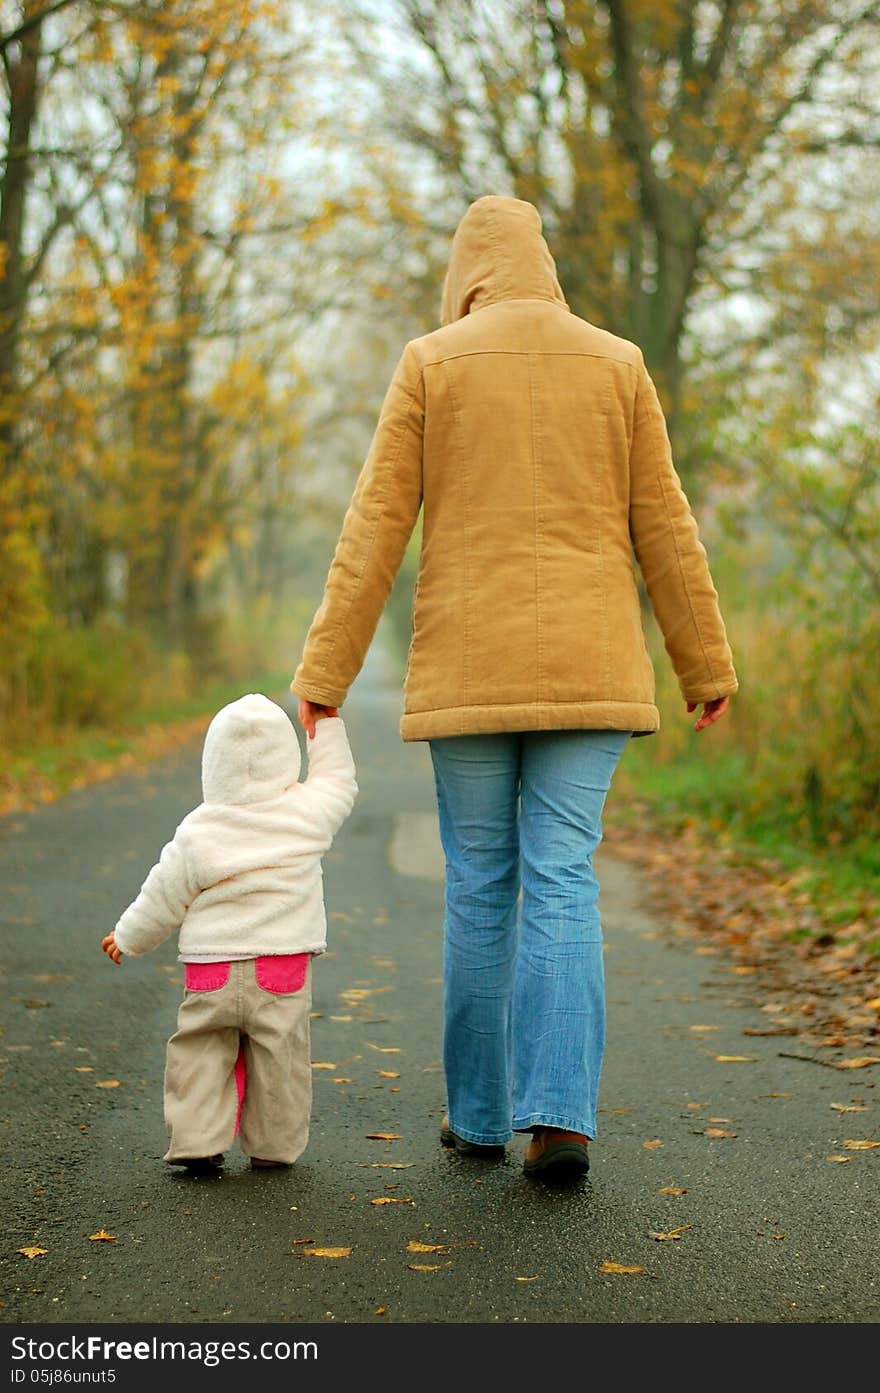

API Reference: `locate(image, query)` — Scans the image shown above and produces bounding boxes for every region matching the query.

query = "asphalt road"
[2,636,878,1353]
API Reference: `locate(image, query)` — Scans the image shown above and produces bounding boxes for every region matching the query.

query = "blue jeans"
[429,729,629,1145]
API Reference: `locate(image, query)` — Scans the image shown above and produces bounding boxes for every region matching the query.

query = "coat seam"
[404,698,657,713]
[529,353,543,708]
[441,358,469,723]
[422,348,641,368]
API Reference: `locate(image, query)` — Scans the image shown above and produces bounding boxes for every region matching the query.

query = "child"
[101,693,357,1174]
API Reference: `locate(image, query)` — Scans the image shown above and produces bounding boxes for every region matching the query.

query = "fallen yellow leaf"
[73,1067,94,1073]
[366,1133,402,1141]
[642,1139,664,1149]
[835,1057,880,1069]
[88,1230,117,1242]
[688,1025,719,1033]
[359,1162,414,1169]
[704,1128,737,1139]
[370,1196,413,1205]
[599,1261,646,1275]
[649,1225,694,1241]
[407,1240,447,1253]
[407,1263,448,1271]
[514,1275,540,1282]
[842,1139,880,1150]
[333,1078,353,1084]
[17,1246,48,1260]
[365,1044,402,1053]
[657,1185,687,1195]
[830,1103,867,1113]
[865,997,880,1012]
[378,1070,400,1078]
[825,1155,853,1163]
[311,1063,338,1070]
[95,1080,121,1088]
[714,1056,757,1063]
[304,1247,352,1259]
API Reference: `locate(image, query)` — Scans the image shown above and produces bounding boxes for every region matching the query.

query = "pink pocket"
[184,961,231,992]
[255,953,309,995]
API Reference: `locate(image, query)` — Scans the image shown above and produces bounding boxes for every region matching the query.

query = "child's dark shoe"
[169,1154,224,1174]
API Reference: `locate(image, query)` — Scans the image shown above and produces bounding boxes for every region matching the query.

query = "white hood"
[200,693,301,806]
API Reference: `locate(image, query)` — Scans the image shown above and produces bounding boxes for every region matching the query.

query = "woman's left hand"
[298,699,340,739]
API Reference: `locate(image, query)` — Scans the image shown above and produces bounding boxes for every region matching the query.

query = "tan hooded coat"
[292,195,738,739]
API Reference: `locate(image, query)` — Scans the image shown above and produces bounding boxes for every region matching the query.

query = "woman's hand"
[101,932,123,965]
[686,695,730,732]
[298,699,340,739]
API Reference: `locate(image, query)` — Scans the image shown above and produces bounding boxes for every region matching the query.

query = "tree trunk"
[0,9,43,473]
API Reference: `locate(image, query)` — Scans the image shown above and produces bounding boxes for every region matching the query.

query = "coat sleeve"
[628,356,738,704]
[299,716,358,838]
[291,342,425,708]
[112,832,200,958]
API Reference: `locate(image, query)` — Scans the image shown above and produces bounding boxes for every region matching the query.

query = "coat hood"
[201,693,301,805]
[440,194,568,326]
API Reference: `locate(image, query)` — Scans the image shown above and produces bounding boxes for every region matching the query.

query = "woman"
[291,195,737,1181]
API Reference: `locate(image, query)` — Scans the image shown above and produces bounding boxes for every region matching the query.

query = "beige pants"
[163,955,312,1164]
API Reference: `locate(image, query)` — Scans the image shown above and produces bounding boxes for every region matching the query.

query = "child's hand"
[101,932,123,965]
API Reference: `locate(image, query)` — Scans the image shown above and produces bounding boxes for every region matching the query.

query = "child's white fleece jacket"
[112,697,357,959]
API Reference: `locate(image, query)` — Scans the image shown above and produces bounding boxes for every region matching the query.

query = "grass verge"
[611,743,880,954]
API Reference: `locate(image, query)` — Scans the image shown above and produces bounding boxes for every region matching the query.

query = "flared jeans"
[429,729,629,1145]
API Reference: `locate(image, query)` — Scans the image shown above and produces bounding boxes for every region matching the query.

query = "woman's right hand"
[686,695,730,732]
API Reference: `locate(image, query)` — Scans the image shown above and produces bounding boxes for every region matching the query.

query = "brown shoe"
[523,1127,589,1180]
[440,1116,506,1157]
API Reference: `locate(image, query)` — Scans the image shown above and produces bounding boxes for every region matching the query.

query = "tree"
[352,0,880,464]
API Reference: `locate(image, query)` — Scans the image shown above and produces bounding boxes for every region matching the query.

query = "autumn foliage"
[1,1,878,918]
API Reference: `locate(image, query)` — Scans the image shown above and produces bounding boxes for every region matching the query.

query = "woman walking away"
[291,194,737,1183]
